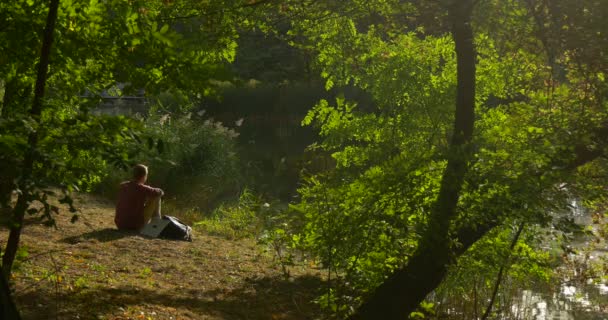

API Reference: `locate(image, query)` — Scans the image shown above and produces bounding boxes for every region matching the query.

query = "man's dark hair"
[132,164,148,180]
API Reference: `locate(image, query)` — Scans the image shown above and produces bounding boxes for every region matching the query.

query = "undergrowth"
[194,189,262,240]
[192,189,307,280]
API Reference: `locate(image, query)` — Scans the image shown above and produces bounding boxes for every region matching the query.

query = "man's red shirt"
[115,181,163,230]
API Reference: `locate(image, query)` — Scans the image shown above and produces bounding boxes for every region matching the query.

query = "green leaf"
[159,24,169,34]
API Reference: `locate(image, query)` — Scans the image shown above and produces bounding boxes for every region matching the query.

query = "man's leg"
[143,196,162,224]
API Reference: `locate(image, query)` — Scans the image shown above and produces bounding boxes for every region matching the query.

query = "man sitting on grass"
[115,164,164,231]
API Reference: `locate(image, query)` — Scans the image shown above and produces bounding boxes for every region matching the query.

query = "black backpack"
[158,215,193,241]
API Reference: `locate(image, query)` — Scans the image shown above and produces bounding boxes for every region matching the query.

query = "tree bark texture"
[2,0,60,280]
[349,1,477,319]
[0,249,21,320]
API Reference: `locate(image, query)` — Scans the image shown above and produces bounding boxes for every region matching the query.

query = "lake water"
[512,201,608,320]
[513,283,607,320]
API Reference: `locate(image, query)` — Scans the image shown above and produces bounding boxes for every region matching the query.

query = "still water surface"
[515,202,607,320]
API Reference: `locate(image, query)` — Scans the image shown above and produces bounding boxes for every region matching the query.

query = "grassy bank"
[2,192,322,320]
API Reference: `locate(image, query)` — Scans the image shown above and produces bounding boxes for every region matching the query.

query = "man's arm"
[139,184,164,198]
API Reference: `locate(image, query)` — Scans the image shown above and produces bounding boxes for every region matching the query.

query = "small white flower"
[159,114,170,125]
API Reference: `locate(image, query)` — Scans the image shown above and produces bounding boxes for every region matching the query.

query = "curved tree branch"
[349,1,477,318]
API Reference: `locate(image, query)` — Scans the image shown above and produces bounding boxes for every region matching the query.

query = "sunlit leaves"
[0,0,254,224]
[291,0,608,315]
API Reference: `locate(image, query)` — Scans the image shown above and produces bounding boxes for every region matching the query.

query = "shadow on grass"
[60,228,138,244]
[17,275,324,320]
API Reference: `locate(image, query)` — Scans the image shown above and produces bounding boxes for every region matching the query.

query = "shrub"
[194,189,261,239]
[95,109,242,213]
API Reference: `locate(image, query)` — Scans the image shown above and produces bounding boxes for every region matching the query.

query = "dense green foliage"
[1,0,608,319]
[0,0,261,284]
[279,0,608,318]
[0,0,247,218]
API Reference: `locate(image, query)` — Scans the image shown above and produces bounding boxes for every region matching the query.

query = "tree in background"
[282,0,608,318]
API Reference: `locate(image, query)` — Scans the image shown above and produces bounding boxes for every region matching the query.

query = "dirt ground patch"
[0,193,323,320]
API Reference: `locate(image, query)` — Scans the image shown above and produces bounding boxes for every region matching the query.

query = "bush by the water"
[194,189,262,239]
[95,109,241,211]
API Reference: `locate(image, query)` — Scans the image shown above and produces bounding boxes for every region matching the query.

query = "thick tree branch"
[349,1,477,319]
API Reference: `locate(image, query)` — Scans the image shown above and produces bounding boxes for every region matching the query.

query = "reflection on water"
[514,200,608,320]
[513,282,608,320]
[433,199,607,320]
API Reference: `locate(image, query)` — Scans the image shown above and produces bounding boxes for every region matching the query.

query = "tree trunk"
[0,249,20,320]
[0,78,21,212]
[2,0,60,280]
[349,1,477,319]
